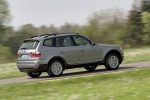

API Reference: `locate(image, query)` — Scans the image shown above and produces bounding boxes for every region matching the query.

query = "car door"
[56,36,79,65]
[72,35,101,64]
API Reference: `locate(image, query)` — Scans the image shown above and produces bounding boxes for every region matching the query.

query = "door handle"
[80,49,85,52]
[60,51,64,54]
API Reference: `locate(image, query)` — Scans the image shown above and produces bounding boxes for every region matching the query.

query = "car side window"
[56,36,74,47]
[72,35,91,46]
[43,38,53,47]
[56,38,61,47]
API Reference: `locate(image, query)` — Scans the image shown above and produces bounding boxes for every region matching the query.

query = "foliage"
[142,12,150,32]
[82,8,127,45]
[0,0,10,44]
[4,32,32,55]
[0,45,15,64]
[127,1,143,46]
[141,12,150,44]
[141,0,150,12]
[0,0,10,25]
[127,0,150,46]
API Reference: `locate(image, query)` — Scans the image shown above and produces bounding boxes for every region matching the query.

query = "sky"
[7,0,134,28]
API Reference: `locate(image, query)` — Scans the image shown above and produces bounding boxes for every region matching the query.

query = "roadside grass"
[0,47,150,80]
[123,47,150,64]
[0,63,26,80]
[0,68,149,100]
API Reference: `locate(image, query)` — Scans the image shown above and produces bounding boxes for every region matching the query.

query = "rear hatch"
[18,40,41,61]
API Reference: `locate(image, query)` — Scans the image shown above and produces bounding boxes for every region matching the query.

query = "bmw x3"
[16,33,124,78]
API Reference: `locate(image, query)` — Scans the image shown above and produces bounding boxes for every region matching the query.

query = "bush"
[0,45,16,64]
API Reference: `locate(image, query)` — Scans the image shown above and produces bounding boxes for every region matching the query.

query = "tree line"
[0,0,150,63]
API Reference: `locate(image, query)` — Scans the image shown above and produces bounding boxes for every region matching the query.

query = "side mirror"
[91,42,96,46]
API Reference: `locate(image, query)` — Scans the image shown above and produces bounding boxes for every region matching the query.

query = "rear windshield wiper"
[21,48,27,49]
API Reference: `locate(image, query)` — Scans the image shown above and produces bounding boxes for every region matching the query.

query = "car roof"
[25,33,80,41]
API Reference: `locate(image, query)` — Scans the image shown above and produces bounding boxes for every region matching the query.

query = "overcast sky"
[7,0,134,28]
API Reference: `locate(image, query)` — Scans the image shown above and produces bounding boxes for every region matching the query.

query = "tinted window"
[56,38,61,47]
[72,36,91,46]
[56,36,73,47]
[43,38,53,47]
[20,40,39,49]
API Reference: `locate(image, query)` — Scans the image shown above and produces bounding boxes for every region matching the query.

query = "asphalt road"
[0,61,150,85]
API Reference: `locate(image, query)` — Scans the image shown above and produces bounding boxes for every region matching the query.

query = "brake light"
[30,52,41,58]
[17,53,20,57]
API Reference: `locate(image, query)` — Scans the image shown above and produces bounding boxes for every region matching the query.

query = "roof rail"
[30,32,79,38]
[30,33,57,38]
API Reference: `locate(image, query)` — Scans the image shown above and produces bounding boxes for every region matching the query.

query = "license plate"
[21,55,30,58]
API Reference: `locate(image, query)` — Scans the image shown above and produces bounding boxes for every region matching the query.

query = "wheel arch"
[48,56,67,70]
[104,50,123,64]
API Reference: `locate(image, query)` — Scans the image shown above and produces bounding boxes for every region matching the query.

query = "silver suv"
[16,33,124,78]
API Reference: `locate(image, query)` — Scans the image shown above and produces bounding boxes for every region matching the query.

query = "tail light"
[30,52,41,58]
[17,53,20,57]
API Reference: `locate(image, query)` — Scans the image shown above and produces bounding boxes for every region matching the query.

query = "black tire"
[84,65,97,71]
[47,60,64,77]
[105,54,120,70]
[27,72,42,78]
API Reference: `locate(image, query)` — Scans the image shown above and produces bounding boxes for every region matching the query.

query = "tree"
[1,26,14,42]
[127,0,150,46]
[141,0,150,12]
[142,12,150,32]
[19,24,37,35]
[83,8,127,45]
[59,23,81,33]
[127,1,143,46]
[4,24,37,55]
[4,31,32,55]
[0,45,15,63]
[48,24,58,33]
[140,0,150,45]
[141,12,150,44]
[0,0,10,43]
[37,25,49,35]
[0,0,10,25]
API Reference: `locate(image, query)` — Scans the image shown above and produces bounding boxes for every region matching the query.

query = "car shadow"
[62,66,136,76]
[28,66,136,79]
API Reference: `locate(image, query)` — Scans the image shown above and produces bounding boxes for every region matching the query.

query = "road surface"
[0,61,150,85]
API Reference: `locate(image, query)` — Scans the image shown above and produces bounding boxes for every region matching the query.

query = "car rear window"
[20,40,39,49]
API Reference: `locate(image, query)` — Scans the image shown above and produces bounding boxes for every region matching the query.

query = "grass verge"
[0,63,26,80]
[0,68,149,100]
[1,47,150,80]
[123,47,150,64]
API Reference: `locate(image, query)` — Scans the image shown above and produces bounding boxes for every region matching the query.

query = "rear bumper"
[17,60,39,68]
[16,60,48,73]
[18,68,35,73]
